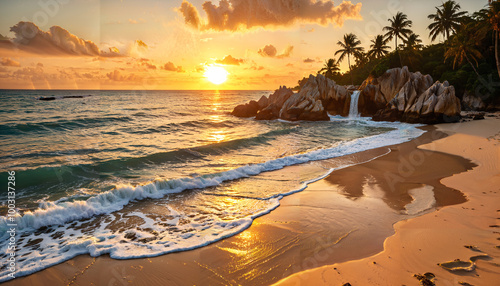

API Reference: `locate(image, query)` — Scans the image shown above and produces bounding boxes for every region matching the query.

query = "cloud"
[139,58,157,69]
[9,21,100,56]
[303,58,315,63]
[106,70,141,81]
[258,44,293,58]
[1,57,20,67]
[308,28,315,32]
[250,65,264,70]
[129,18,146,24]
[215,55,244,65]
[178,0,362,32]
[258,45,277,57]
[135,40,148,49]
[12,66,46,80]
[3,22,129,57]
[163,62,185,72]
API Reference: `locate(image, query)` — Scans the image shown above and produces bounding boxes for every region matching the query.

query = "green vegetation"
[296,0,500,107]
[334,33,364,85]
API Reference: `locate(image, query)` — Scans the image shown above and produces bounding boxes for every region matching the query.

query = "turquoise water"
[0,89,422,281]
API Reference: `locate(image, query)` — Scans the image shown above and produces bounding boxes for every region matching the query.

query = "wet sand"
[5,122,489,286]
[276,115,500,286]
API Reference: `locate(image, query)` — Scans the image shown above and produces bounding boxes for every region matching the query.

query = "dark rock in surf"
[231,100,260,117]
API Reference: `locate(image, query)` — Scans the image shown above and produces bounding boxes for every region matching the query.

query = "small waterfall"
[349,90,360,118]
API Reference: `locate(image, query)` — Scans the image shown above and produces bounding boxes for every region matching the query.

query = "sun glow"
[204,66,229,85]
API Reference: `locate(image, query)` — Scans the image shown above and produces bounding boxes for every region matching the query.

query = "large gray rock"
[370,67,461,124]
[462,91,486,111]
[279,74,330,121]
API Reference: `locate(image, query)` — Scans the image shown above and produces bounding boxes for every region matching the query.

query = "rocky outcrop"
[232,77,336,121]
[231,100,260,117]
[279,74,331,121]
[232,67,462,124]
[367,67,461,124]
[462,91,486,111]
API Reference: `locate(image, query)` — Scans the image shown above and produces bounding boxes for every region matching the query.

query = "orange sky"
[0,0,487,90]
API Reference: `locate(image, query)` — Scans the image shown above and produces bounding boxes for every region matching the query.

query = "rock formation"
[462,91,486,111]
[368,67,461,123]
[231,66,463,124]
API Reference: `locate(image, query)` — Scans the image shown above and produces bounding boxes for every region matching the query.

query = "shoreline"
[3,117,492,285]
[275,114,500,286]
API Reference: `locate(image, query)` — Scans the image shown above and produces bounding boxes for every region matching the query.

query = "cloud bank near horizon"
[178,0,362,32]
[4,21,129,57]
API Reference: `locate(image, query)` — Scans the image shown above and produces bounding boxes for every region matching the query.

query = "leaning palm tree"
[367,35,390,59]
[335,33,364,84]
[384,12,413,51]
[427,0,467,42]
[318,58,340,80]
[444,24,482,77]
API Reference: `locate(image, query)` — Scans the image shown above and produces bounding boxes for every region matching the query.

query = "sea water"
[0,90,424,281]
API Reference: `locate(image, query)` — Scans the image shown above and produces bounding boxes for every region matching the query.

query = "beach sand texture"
[276,116,500,286]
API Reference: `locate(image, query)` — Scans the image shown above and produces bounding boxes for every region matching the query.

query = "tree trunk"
[396,35,403,67]
[495,30,500,79]
[465,53,480,77]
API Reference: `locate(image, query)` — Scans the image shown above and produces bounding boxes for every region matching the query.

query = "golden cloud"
[1,57,20,67]
[215,55,244,65]
[258,44,293,58]
[178,0,362,31]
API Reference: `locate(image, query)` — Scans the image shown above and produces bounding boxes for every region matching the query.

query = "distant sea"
[0,90,424,281]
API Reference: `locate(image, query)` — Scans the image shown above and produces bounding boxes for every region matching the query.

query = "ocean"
[0,89,424,281]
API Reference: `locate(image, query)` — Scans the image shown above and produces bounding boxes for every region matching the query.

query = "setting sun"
[204,66,229,85]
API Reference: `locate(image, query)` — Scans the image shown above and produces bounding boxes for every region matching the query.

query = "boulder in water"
[231,100,260,117]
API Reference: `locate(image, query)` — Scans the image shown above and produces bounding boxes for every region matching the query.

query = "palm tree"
[384,12,413,51]
[444,24,482,77]
[400,33,423,50]
[318,58,340,80]
[367,35,390,59]
[400,33,424,68]
[475,1,500,79]
[354,52,369,67]
[427,0,467,42]
[335,33,364,84]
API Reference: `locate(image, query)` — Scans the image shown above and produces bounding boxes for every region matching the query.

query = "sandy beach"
[276,114,500,286]
[4,115,497,285]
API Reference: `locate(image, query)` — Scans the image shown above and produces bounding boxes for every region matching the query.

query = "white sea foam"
[0,121,425,282]
[0,122,423,233]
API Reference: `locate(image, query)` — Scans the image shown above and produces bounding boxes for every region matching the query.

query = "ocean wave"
[0,122,424,282]
[0,123,424,233]
[0,116,134,135]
